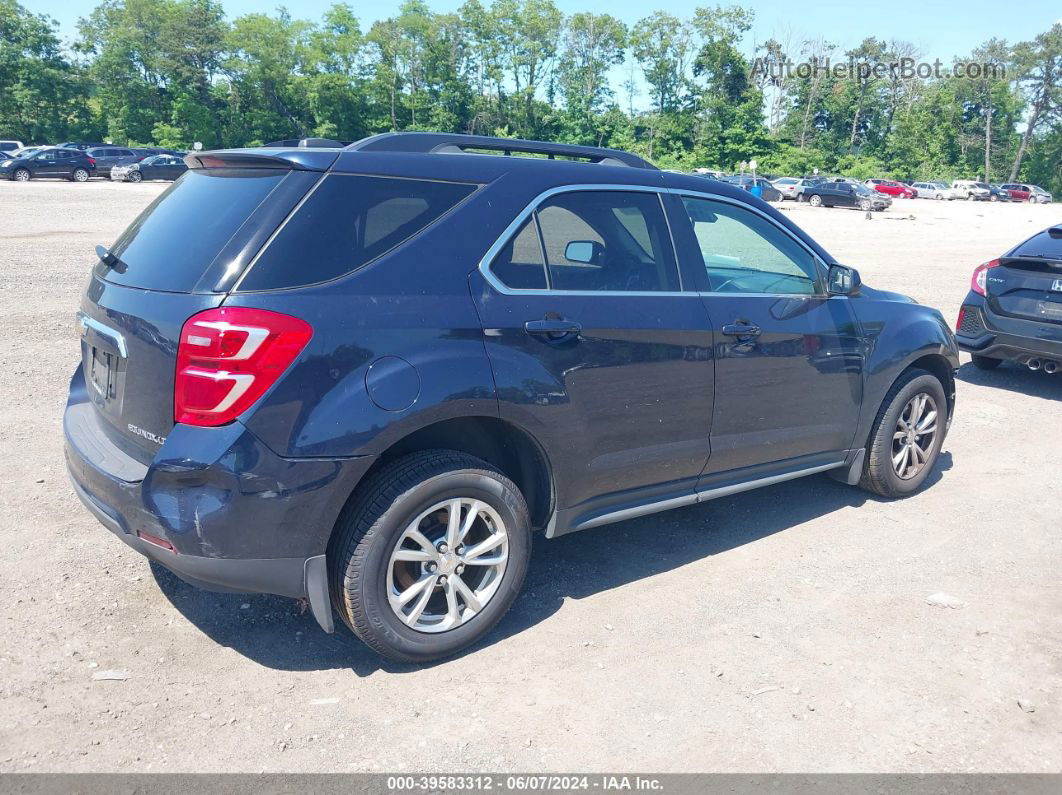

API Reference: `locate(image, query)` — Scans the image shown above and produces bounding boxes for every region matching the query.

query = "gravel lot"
[0,180,1059,773]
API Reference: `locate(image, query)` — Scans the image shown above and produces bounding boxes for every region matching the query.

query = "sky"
[22,0,1061,114]
[27,0,1057,59]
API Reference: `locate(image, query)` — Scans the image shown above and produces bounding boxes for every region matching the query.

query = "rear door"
[988,228,1062,327]
[75,163,320,461]
[471,187,715,514]
[671,193,864,475]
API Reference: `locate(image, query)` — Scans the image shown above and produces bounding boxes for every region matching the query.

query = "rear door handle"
[721,323,761,337]
[524,318,582,339]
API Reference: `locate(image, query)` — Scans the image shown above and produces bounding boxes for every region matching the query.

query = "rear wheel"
[860,369,947,498]
[971,354,1002,370]
[71,168,89,182]
[808,194,822,207]
[329,450,531,662]
[13,168,30,182]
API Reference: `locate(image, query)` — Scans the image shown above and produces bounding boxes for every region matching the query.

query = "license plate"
[1037,301,1062,320]
[89,346,115,398]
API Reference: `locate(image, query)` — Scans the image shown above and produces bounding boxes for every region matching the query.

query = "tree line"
[1,0,1060,191]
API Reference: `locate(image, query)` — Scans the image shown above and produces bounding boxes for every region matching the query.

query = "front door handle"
[721,323,761,337]
[524,318,582,340]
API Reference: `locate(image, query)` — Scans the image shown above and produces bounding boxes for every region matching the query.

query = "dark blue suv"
[65,133,959,662]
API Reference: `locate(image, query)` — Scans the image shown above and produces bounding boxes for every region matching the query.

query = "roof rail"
[345,132,657,170]
[262,137,353,148]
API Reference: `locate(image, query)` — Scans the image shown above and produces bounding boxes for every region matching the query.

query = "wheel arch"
[339,415,555,535]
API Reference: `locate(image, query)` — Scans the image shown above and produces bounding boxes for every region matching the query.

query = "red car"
[866,179,918,198]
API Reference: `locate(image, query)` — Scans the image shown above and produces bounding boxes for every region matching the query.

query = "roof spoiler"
[185,148,341,171]
[345,132,657,169]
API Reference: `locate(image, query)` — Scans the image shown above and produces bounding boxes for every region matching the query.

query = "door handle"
[524,318,582,340]
[721,323,761,337]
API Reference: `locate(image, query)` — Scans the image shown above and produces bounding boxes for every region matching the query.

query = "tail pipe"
[1044,360,1059,375]
[1027,358,1042,371]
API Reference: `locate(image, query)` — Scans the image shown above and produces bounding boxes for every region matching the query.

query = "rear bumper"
[955,300,1062,362]
[64,368,375,631]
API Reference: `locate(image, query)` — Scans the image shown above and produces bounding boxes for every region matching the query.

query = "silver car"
[772,177,803,201]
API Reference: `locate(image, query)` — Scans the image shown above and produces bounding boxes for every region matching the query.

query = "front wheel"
[13,168,30,182]
[329,450,531,662]
[128,170,143,183]
[71,168,89,182]
[860,369,947,498]
[859,199,872,211]
[808,194,822,207]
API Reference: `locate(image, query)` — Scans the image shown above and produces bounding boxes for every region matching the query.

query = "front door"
[471,187,715,518]
[671,193,864,476]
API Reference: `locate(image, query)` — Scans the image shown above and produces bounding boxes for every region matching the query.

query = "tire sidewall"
[349,470,531,661]
[873,373,947,495]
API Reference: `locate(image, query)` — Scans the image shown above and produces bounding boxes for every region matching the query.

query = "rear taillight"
[174,307,312,426]
[955,307,965,331]
[86,157,95,166]
[971,258,1000,296]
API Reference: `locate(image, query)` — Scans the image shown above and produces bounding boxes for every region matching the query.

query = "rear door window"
[99,168,289,292]
[237,174,477,291]
[535,191,679,292]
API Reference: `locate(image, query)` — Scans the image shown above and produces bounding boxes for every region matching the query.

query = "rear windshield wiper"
[95,244,128,273]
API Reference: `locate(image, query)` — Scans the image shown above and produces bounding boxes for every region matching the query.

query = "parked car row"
[763,174,1053,209]
[0,142,187,183]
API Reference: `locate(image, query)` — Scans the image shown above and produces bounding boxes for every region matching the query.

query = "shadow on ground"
[956,360,1062,401]
[152,453,952,676]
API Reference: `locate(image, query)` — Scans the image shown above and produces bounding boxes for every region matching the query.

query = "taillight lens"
[175,307,312,426]
[971,258,1000,296]
[87,157,95,166]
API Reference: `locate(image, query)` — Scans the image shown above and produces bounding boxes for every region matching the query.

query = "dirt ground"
[0,180,1059,773]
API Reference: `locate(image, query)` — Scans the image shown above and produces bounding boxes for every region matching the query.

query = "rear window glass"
[99,169,288,292]
[1013,229,1062,261]
[237,174,477,291]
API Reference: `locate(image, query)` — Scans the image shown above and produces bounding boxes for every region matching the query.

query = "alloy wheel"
[14,169,29,182]
[73,169,89,182]
[892,392,938,480]
[386,497,509,633]
[809,195,822,207]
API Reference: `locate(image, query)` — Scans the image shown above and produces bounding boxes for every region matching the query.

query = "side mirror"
[565,240,604,265]
[828,264,861,296]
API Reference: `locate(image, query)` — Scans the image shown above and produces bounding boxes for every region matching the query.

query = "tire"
[71,168,89,182]
[859,369,947,498]
[329,450,531,662]
[808,194,822,207]
[967,193,975,201]
[860,199,871,211]
[935,193,944,200]
[128,171,143,183]
[971,354,1002,370]
[13,168,30,182]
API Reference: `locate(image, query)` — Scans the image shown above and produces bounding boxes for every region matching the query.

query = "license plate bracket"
[89,346,116,398]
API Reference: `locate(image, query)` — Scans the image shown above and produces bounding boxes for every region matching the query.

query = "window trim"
[479,184,832,298]
[481,184,688,297]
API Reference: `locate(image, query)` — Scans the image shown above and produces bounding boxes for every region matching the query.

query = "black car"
[985,184,1011,202]
[57,141,108,151]
[1,147,96,182]
[111,153,188,182]
[956,224,1062,373]
[802,180,891,211]
[724,176,782,202]
[65,132,958,662]
[85,146,143,175]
